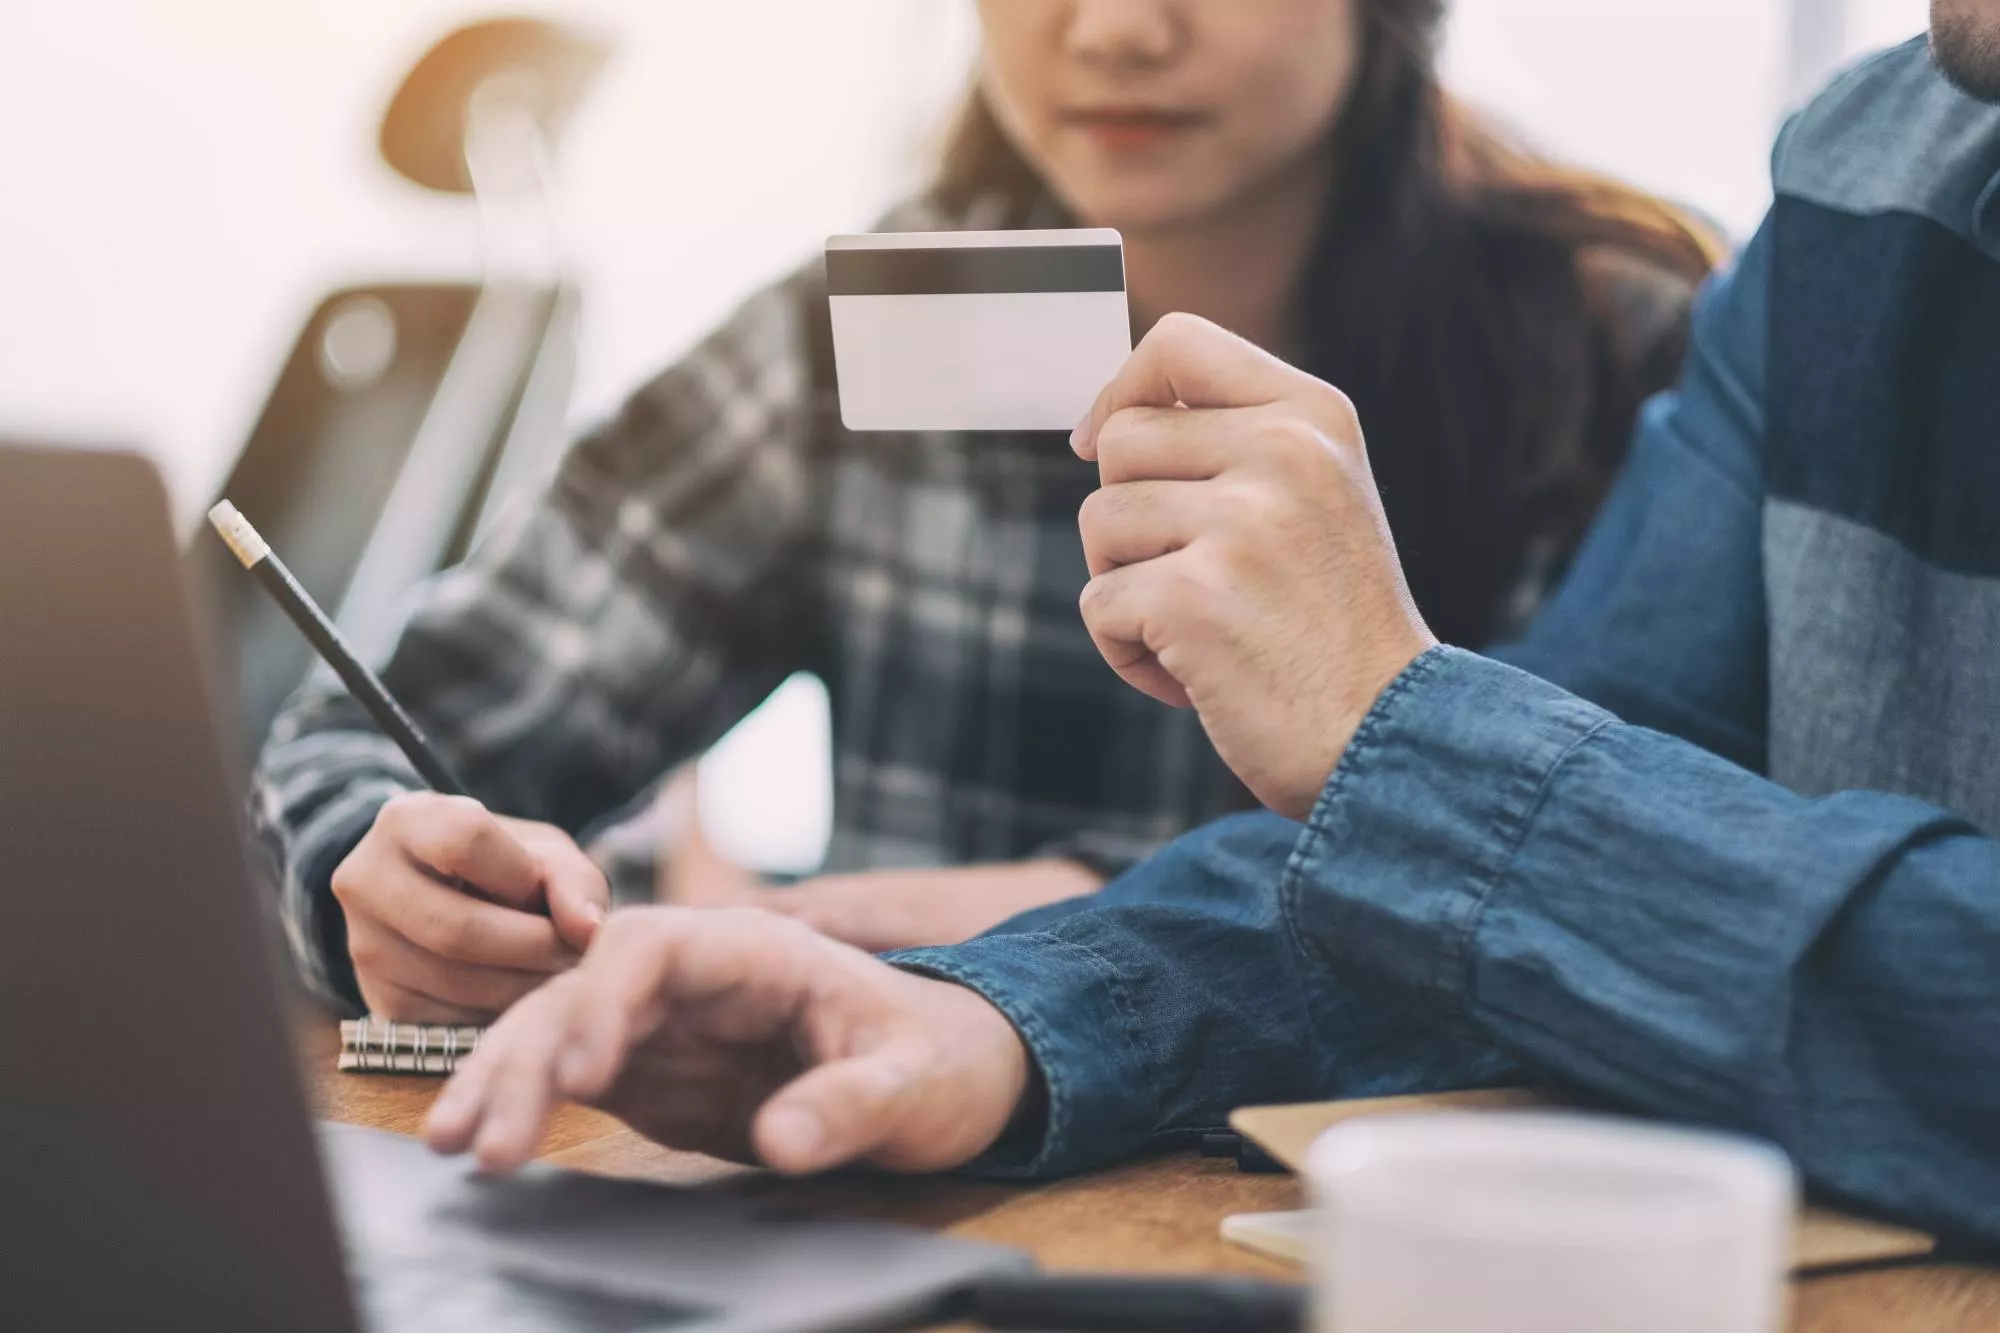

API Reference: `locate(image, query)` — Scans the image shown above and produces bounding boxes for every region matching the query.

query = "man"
[426,17,2000,1245]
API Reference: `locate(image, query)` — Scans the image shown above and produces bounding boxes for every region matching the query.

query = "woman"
[256,0,1717,1023]
[668,0,1719,945]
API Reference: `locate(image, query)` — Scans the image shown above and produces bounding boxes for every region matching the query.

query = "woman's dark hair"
[934,0,1722,646]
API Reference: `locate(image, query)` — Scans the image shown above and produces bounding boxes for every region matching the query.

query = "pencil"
[207,501,469,797]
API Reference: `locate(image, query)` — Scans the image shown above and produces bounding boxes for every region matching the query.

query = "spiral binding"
[335,1016,485,1075]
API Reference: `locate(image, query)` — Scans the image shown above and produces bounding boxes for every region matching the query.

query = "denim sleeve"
[1494,220,1773,773]
[887,815,1524,1179]
[1293,646,2000,1245]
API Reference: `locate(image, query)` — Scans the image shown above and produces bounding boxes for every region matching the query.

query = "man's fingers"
[541,908,819,1103]
[1090,407,1244,487]
[385,794,545,909]
[468,1000,571,1174]
[753,1048,922,1174]
[587,908,816,1017]
[425,1033,503,1153]
[429,909,876,1175]
[1100,655,1191,710]
[1078,561,1194,708]
[1077,479,1208,577]
[1074,313,1306,459]
[424,984,572,1169]
[544,960,644,1103]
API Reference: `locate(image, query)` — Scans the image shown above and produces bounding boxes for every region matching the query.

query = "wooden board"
[301,1017,2000,1330]
[1230,1092,1936,1273]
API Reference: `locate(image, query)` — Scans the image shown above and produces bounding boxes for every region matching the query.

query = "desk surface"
[305,1022,2000,1332]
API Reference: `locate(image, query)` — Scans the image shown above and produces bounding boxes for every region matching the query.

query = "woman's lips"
[1061,108,1209,153]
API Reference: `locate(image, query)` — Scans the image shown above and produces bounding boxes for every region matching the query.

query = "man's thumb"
[752,1051,919,1174]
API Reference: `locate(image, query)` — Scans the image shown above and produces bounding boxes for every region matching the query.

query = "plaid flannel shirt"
[252,196,1695,1010]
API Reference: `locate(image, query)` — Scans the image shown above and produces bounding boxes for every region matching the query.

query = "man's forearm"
[888,813,1522,1178]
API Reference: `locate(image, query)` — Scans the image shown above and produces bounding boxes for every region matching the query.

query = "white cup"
[1307,1112,1796,1333]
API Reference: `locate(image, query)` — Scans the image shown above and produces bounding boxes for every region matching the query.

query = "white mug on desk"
[1307,1112,1796,1333]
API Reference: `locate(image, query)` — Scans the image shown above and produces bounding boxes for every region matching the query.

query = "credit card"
[826,229,1131,432]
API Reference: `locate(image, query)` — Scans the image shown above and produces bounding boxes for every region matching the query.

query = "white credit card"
[826,228,1131,432]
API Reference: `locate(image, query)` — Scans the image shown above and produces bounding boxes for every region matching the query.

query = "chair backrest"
[188,279,576,757]
[194,16,612,760]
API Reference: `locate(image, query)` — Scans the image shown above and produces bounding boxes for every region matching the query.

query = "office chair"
[192,18,611,759]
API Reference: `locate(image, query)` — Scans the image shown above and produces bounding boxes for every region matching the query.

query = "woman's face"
[976,0,1363,232]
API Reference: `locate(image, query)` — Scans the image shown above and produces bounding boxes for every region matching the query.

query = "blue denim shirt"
[893,42,2000,1247]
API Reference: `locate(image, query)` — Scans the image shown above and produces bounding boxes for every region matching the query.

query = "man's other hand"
[1072,313,1436,819]
[332,793,610,1023]
[424,907,1032,1176]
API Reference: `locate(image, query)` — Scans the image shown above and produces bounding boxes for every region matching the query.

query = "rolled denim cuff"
[887,932,1158,1180]
[1283,646,1612,1024]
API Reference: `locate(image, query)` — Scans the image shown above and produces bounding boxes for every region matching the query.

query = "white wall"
[0,0,977,526]
[0,0,1934,516]
[1441,0,1930,238]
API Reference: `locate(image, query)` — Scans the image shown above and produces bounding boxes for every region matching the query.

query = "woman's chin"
[1057,182,1236,237]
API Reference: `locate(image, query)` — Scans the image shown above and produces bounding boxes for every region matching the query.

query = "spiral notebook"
[336,1017,486,1075]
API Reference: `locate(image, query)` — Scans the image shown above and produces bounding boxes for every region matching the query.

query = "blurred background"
[0,0,1929,870]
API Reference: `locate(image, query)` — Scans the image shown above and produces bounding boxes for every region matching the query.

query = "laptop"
[0,442,1030,1333]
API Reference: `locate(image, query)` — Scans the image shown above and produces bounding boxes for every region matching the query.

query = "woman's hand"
[667,801,1104,952]
[676,861,1103,954]
[332,793,609,1023]
[751,861,1104,953]
[424,907,1032,1176]
[1072,313,1437,820]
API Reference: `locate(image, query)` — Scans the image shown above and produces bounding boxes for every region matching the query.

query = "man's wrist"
[1274,633,1439,820]
[924,977,1039,1163]
[979,1056,1051,1164]
[888,931,1158,1180]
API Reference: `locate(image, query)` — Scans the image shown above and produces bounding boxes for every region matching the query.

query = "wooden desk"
[306,1024,2000,1331]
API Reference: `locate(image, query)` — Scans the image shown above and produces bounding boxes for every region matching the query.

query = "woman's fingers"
[351,922,555,1017]
[364,860,574,972]
[381,793,544,909]
[357,975,493,1027]
[338,800,619,1031]
[501,817,611,952]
